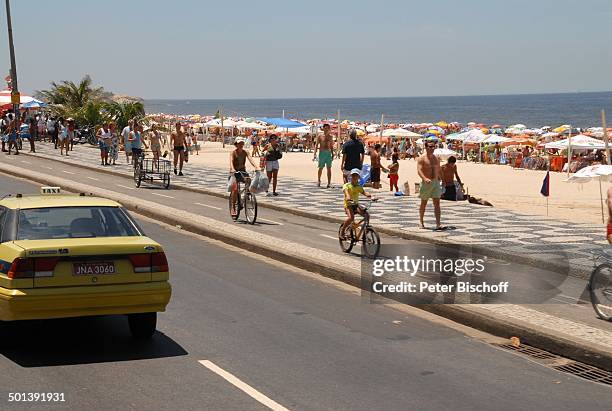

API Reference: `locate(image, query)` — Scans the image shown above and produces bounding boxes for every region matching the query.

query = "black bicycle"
[339,198,380,258]
[589,249,612,321]
[229,171,258,224]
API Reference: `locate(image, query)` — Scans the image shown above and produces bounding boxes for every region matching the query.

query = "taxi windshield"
[17,206,140,240]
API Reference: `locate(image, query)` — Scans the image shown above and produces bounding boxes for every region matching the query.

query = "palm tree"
[35,75,105,116]
[106,101,145,130]
[74,101,112,130]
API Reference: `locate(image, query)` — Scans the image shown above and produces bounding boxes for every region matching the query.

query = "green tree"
[74,101,112,129]
[35,75,105,120]
[105,101,145,130]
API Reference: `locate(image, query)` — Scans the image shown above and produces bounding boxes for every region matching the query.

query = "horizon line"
[142,90,612,101]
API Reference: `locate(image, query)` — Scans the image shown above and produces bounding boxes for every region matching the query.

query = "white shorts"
[266,160,279,172]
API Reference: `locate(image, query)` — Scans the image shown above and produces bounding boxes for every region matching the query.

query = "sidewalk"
[26,143,606,278]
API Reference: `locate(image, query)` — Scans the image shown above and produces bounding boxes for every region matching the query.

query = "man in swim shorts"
[171,122,187,176]
[313,123,334,188]
[417,138,444,230]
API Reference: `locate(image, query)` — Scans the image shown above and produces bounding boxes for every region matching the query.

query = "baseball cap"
[350,168,361,176]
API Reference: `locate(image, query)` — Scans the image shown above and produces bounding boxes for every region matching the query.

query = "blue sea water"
[144,92,612,128]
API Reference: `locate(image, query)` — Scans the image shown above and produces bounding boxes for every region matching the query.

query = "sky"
[1,0,611,99]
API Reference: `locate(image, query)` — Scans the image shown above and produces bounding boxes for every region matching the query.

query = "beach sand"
[183,142,608,226]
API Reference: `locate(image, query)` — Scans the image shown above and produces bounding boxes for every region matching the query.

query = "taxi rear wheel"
[127,312,157,339]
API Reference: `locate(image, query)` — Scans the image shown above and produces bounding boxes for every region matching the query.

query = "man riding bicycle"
[229,136,260,216]
[340,168,376,238]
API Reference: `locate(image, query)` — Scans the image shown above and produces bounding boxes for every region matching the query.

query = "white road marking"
[198,360,290,411]
[87,177,100,181]
[258,218,284,226]
[320,234,337,240]
[116,184,134,190]
[62,170,75,175]
[41,166,53,170]
[20,160,31,164]
[151,192,175,199]
[195,202,222,210]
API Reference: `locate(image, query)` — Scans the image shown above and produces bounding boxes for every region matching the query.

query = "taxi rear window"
[17,206,140,240]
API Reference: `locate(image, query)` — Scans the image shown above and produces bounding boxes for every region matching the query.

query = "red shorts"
[389,174,399,186]
[607,224,612,237]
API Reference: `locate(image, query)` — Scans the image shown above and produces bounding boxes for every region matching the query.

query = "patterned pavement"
[26,143,607,274]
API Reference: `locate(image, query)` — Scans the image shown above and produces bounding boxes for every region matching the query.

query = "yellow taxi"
[0,187,171,338]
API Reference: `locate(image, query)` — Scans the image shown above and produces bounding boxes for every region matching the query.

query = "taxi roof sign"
[41,186,61,195]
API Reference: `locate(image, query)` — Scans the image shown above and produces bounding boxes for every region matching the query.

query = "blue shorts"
[8,132,17,142]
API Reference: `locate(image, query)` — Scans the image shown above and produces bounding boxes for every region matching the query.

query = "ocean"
[144,92,612,128]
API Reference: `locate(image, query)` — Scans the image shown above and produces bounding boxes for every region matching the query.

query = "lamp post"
[5,0,20,115]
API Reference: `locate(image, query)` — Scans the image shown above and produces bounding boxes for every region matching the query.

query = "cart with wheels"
[134,154,171,189]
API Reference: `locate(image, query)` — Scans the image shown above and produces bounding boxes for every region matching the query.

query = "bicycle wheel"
[229,190,241,221]
[589,263,612,321]
[244,190,258,225]
[338,224,355,253]
[134,165,142,188]
[362,227,381,259]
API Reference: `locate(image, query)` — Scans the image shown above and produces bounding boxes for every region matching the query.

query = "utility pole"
[5,0,20,115]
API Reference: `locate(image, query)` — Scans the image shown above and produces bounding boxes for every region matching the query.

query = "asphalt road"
[2,152,606,329]
[0,171,610,410]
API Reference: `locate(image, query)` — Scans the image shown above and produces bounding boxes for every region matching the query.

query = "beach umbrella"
[483,135,510,144]
[382,128,421,138]
[566,164,612,222]
[502,137,536,147]
[544,135,605,150]
[435,121,448,128]
[21,99,47,109]
[365,124,379,133]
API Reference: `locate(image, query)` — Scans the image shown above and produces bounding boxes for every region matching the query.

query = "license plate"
[73,262,116,276]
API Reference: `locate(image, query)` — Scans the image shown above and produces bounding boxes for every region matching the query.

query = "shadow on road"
[0,315,187,367]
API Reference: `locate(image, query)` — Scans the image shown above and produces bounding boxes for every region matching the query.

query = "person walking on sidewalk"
[263,134,282,196]
[97,122,112,166]
[341,130,364,183]
[417,138,445,230]
[47,116,58,149]
[107,122,118,165]
[148,123,162,164]
[171,122,187,176]
[313,123,334,188]
[5,113,19,155]
[122,119,133,164]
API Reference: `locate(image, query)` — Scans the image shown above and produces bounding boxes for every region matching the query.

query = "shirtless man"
[171,122,186,176]
[370,144,383,189]
[313,123,334,188]
[417,139,444,230]
[441,156,463,201]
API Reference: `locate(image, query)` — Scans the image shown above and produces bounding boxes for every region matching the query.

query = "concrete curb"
[21,151,590,279]
[1,162,610,372]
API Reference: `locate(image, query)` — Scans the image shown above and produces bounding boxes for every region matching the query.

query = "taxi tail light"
[151,252,169,272]
[8,257,59,279]
[128,252,168,273]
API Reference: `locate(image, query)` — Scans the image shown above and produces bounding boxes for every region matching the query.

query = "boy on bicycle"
[229,137,260,216]
[340,168,376,238]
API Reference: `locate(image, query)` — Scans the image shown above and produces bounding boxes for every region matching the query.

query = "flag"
[540,171,550,197]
